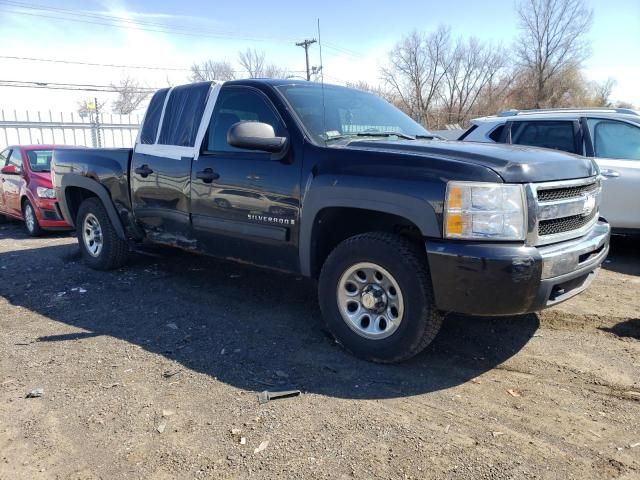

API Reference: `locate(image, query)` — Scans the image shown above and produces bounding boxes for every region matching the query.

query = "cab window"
[206,87,283,153]
[510,121,577,154]
[587,119,640,160]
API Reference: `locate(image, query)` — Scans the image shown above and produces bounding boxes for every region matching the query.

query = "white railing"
[0,110,142,148]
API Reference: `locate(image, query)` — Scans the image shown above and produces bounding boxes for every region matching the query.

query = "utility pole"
[296,39,317,81]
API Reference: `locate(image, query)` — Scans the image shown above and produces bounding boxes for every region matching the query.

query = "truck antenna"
[317,18,326,144]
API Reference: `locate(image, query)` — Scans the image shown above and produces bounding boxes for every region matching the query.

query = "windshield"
[25,150,53,172]
[277,84,431,144]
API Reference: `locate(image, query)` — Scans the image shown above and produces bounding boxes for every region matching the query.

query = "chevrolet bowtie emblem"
[583,193,596,215]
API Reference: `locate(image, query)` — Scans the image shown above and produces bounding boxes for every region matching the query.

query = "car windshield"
[277,84,431,145]
[25,149,53,172]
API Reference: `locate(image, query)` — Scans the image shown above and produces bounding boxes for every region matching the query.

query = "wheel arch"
[59,176,127,240]
[300,178,440,277]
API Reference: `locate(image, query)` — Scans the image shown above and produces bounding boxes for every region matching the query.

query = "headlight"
[444,181,526,240]
[36,187,56,199]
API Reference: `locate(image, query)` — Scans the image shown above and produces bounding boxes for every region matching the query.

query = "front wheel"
[23,200,43,237]
[318,232,443,363]
[76,197,129,270]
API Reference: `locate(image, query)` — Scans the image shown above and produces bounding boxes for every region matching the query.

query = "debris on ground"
[25,388,44,398]
[257,389,301,404]
[623,391,640,400]
[630,442,640,449]
[166,323,178,330]
[444,424,450,434]
[240,437,246,445]
[492,431,505,437]
[254,440,269,454]
[71,287,87,294]
[507,389,522,398]
[156,420,167,434]
[274,370,289,379]
[162,410,175,417]
[162,370,181,378]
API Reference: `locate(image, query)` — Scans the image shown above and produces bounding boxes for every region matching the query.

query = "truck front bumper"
[425,220,610,316]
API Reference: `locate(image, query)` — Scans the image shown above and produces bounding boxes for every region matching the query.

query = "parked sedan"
[459,108,640,233]
[0,145,72,236]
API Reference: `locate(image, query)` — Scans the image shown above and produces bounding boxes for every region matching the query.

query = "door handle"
[600,169,620,178]
[196,168,219,183]
[134,164,154,177]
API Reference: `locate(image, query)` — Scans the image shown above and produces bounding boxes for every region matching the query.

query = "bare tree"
[111,77,151,115]
[238,49,266,78]
[590,77,616,107]
[381,26,454,125]
[263,63,289,79]
[190,60,236,82]
[440,38,508,124]
[515,0,593,108]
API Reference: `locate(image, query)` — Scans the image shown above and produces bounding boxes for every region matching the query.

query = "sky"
[0,0,638,116]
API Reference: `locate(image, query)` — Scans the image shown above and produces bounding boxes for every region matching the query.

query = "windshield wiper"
[415,134,443,140]
[356,131,416,140]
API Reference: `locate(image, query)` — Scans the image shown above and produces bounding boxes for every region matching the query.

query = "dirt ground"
[0,221,638,480]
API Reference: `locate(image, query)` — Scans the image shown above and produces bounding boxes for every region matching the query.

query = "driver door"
[191,85,302,271]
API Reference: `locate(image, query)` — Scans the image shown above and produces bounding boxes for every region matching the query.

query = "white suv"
[460,108,640,233]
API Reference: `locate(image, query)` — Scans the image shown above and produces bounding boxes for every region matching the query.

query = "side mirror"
[227,122,287,154]
[1,164,19,175]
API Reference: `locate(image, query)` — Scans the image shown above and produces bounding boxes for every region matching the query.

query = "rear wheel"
[22,200,43,237]
[76,197,129,270]
[319,232,443,363]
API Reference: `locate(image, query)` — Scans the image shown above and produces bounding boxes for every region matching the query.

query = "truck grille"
[528,177,601,246]
[538,209,597,236]
[537,182,599,202]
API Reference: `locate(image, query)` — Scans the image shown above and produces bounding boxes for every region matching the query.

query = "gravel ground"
[0,220,639,480]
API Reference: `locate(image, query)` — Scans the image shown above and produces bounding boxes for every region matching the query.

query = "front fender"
[299,174,443,276]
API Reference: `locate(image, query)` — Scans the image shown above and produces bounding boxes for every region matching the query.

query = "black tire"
[22,200,43,237]
[76,197,129,270]
[318,232,444,363]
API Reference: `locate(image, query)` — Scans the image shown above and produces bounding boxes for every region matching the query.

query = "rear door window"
[510,121,577,154]
[488,125,505,142]
[158,82,211,147]
[587,119,640,160]
[139,88,169,144]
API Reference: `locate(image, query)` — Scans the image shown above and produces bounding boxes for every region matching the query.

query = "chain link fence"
[0,110,142,148]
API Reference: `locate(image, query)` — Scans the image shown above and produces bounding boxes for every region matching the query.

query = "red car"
[0,145,72,236]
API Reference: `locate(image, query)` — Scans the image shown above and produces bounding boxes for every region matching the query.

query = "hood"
[29,170,53,188]
[336,139,598,183]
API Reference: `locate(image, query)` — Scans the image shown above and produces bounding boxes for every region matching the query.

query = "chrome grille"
[527,176,601,246]
[537,182,599,202]
[538,209,597,236]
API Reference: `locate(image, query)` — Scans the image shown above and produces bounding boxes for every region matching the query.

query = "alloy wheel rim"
[24,204,35,232]
[82,213,103,257]
[336,262,404,340]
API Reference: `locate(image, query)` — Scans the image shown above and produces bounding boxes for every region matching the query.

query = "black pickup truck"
[52,79,610,363]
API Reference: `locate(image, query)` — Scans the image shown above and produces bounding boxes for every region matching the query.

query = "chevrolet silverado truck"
[51,80,610,363]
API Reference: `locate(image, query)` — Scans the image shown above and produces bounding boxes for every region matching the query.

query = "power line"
[0,80,159,93]
[0,1,301,45]
[0,55,307,74]
[0,0,366,60]
[0,55,192,72]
